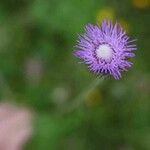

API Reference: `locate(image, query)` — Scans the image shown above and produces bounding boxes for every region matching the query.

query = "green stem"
[61,76,106,113]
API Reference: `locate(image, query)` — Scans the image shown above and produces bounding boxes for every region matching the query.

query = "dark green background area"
[0,0,150,149]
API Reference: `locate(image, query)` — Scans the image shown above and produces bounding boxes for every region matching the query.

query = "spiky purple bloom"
[74,20,137,79]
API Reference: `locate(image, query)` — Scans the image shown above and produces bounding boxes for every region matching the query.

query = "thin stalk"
[61,75,106,113]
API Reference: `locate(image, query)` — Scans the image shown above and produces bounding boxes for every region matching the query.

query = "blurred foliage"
[0,0,150,149]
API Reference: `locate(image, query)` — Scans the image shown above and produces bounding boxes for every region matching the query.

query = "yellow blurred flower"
[119,19,130,33]
[132,0,150,9]
[96,7,115,24]
[85,88,102,107]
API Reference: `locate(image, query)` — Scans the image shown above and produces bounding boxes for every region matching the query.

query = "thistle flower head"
[74,20,137,79]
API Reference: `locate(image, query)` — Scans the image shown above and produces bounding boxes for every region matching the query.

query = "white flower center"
[96,44,113,61]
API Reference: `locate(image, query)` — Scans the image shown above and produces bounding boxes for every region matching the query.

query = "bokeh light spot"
[96,7,115,23]
[132,0,150,9]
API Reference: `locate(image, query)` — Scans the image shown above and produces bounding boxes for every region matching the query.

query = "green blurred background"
[0,0,150,149]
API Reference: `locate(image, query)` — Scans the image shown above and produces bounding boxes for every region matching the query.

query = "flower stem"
[61,75,106,113]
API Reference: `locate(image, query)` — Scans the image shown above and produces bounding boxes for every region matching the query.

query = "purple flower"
[73,20,137,79]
